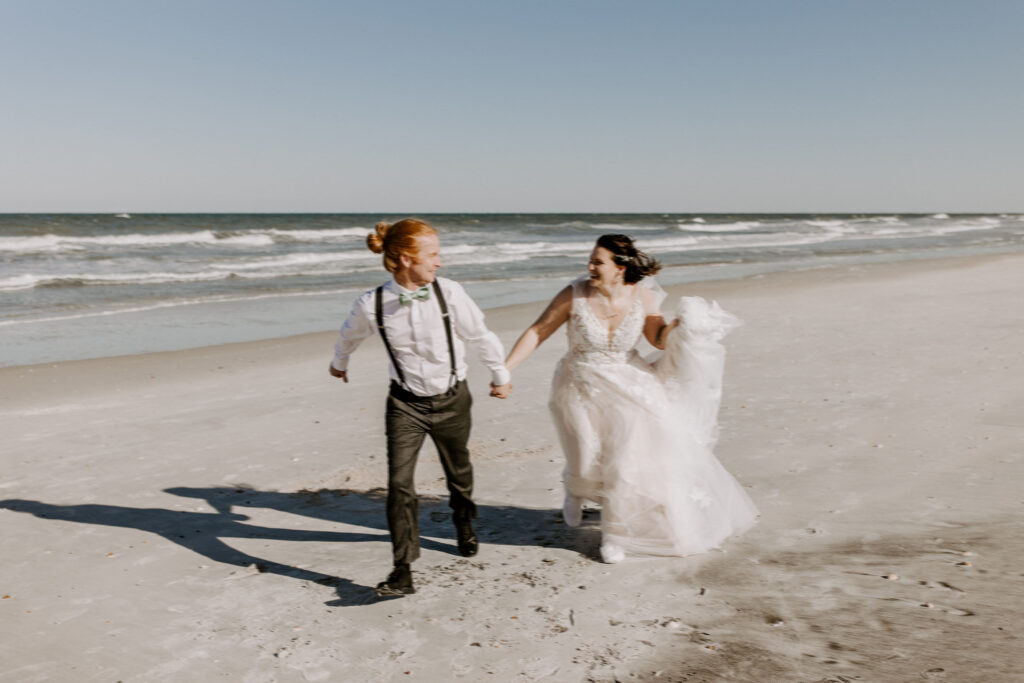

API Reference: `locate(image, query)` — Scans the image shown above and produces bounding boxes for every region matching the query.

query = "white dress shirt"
[332,276,511,397]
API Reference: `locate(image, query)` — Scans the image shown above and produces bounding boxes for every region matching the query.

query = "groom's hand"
[489,382,511,399]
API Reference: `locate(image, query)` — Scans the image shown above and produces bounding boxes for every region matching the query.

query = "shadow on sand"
[1,486,592,607]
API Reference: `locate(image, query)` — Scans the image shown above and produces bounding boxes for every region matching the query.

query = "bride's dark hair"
[596,234,661,284]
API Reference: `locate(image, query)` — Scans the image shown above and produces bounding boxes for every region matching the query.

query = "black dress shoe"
[375,563,415,597]
[454,513,478,557]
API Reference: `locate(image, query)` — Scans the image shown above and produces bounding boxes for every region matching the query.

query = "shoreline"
[1,248,1017,378]
[2,251,1022,681]
[3,243,1022,370]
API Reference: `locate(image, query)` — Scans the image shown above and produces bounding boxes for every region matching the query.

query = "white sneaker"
[562,495,583,527]
[600,543,625,564]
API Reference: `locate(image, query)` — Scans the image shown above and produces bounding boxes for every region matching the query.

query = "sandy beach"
[1,253,1022,682]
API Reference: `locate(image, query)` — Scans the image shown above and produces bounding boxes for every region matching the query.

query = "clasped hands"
[489,382,512,399]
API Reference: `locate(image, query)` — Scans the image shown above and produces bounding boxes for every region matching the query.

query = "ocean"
[2,213,1022,367]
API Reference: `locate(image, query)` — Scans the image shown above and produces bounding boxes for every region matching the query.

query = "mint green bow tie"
[398,286,431,305]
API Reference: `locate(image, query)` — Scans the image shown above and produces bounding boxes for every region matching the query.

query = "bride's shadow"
[0,486,589,607]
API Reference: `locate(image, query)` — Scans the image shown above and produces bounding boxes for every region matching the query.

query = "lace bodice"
[567,289,645,365]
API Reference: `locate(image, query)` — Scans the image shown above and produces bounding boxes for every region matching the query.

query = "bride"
[504,234,758,563]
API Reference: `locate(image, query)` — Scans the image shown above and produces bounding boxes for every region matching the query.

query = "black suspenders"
[433,280,459,387]
[375,280,457,392]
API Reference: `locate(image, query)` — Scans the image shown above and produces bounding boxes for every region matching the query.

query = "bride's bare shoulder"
[537,284,574,317]
[552,284,574,308]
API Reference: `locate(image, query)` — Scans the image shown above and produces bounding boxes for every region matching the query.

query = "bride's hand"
[655,319,679,348]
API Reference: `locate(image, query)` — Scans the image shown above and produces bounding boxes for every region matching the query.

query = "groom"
[329,218,512,597]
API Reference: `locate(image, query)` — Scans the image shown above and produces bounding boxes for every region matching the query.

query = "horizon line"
[1,210,1020,216]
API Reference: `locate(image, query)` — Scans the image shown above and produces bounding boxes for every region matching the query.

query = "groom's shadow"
[0,487,593,607]
[164,485,592,554]
[0,495,383,606]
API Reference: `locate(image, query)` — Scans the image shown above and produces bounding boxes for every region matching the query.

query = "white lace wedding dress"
[549,276,758,558]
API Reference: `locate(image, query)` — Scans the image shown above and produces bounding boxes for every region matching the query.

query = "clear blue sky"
[2,0,1021,213]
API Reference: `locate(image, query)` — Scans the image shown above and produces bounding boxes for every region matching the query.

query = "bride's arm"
[640,287,678,349]
[505,286,573,372]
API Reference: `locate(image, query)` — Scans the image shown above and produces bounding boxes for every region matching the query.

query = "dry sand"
[1,253,1022,682]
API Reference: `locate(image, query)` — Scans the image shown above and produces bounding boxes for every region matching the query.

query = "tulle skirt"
[549,297,758,557]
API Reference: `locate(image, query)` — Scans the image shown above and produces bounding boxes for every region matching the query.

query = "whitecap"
[0,274,43,290]
[635,235,701,250]
[0,235,65,252]
[496,240,593,256]
[440,244,479,255]
[587,222,665,232]
[444,253,533,266]
[495,241,550,254]
[71,231,219,247]
[268,227,371,241]
[0,286,363,328]
[676,223,753,233]
[210,234,276,247]
[642,231,841,252]
[934,220,1001,235]
[208,251,376,271]
[0,229,280,252]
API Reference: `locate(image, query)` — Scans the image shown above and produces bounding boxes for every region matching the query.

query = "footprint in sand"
[918,579,965,593]
[883,597,974,617]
